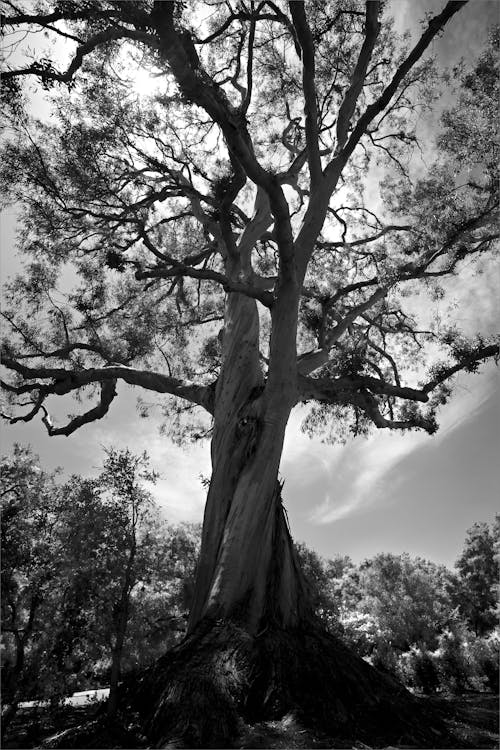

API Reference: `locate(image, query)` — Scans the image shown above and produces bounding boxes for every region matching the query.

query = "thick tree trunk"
[188,414,311,635]
[188,292,310,635]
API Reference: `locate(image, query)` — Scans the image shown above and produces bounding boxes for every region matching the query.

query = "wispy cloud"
[90,387,211,524]
[283,364,497,527]
[307,429,429,525]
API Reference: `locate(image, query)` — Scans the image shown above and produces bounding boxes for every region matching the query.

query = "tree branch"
[335,1,381,153]
[289,2,322,186]
[135,265,274,308]
[325,1,468,182]
[1,357,215,414]
[40,380,117,436]
[422,344,499,394]
[297,342,499,433]
[1,27,158,83]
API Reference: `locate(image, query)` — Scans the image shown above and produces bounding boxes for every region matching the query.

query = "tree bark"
[188,290,311,636]
[107,532,136,719]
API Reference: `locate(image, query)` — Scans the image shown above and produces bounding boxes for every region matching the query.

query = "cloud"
[307,429,429,525]
[286,363,497,527]
[144,439,210,524]
[88,385,211,524]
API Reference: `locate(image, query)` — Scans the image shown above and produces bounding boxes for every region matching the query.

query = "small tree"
[351,553,457,652]
[454,519,499,636]
[93,449,158,718]
[1,3,499,745]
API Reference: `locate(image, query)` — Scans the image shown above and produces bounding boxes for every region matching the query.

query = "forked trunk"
[113,293,449,747]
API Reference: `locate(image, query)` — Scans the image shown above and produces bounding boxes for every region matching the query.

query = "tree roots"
[116,620,452,749]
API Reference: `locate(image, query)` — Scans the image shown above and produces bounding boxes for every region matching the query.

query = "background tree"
[123,521,200,670]
[1,2,499,746]
[1,444,199,739]
[96,448,158,718]
[454,518,499,636]
[0,447,66,737]
[350,553,456,652]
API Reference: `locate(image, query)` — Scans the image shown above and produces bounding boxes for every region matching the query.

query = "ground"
[3,694,498,749]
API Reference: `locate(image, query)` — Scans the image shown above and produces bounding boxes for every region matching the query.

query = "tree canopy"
[0,1,498,443]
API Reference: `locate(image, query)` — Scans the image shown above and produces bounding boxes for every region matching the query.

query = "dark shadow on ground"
[3,693,498,749]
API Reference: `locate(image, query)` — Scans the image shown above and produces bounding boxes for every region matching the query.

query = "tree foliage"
[454,517,499,636]
[0,445,199,726]
[298,540,499,694]
[0,1,497,444]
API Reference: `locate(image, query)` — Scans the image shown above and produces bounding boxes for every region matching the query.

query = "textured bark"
[116,621,454,750]
[188,290,309,634]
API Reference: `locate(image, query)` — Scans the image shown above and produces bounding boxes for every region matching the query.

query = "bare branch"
[135,265,274,308]
[40,380,117,437]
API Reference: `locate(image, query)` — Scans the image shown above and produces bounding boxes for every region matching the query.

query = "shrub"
[435,626,473,694]
[466,629,500,693]
[398,646,440,694]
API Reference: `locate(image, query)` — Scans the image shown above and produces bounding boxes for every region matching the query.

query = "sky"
[1,1,499,570]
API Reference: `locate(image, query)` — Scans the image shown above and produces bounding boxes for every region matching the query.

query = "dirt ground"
[3,693,498,749]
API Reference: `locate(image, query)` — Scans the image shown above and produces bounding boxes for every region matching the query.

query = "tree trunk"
[186,289,310,636]
[107,538,136,719]
[1,598,35,741]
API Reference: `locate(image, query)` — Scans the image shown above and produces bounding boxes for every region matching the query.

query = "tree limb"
[135,265,274,308]
[1,27,158,83]
[1,357,215,413]
[289,2,322,186]
[325,1,468,183]
[335,1,381,153]
[40,380,117,437]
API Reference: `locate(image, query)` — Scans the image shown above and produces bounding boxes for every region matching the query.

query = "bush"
[398,647,440,694]
[466,629,500,693]
[435,626,473,694]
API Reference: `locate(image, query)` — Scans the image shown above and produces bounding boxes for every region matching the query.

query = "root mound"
[118,620,452,749]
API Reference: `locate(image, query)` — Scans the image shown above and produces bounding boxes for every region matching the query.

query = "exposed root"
[123,620,252,748]
[118,620,454,749]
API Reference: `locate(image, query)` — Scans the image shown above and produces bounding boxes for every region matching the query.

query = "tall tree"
[1,2,498,745]
[97,448,158,718]
[0,446,66,737]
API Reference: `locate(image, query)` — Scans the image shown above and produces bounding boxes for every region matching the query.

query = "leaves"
[0,444,199,702]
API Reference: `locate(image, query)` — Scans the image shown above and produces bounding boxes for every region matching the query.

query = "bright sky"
[1,1,499,569]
